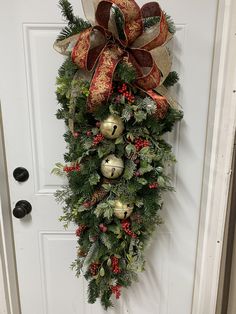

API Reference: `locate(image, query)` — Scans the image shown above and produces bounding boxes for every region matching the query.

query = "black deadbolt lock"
[13,167,29,182]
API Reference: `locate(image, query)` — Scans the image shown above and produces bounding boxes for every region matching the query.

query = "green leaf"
[89,172,100,185]
[98,142,115,158]
[126,132,135,142]
[94,202,114,219]
[139,164,153,175]
[83,139,93,150]
[134,110,147,123]
[137,178,148,185]
[99,267,105,277]
[123,160,136,180]
[51,163,65,177]
[100,233,112,250]
[125,144,136,157]
[108,225,121,235]
[122,107,133,121]
[102,184,112,191]
[115,136,124,145]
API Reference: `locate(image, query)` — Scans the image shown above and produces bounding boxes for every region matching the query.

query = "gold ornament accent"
[100,115,124,139]
[114,200,134,219]
[101,154,124,179]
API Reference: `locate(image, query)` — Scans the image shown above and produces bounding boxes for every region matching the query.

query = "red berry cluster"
[111,256,121,274]
[75,224,87,237]
[111,285,122,299]
[149,182,158,189]
[135,138,150,151]
[118,83,135,103]
[63,163,80,173]
[121,219,137,238]
[93,133,104,146]
[99,223,107,233]
[89,262,100,276]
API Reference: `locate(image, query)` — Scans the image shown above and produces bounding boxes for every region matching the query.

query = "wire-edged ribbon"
[54,0,178,114]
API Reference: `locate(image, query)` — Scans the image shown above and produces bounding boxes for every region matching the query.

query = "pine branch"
[59,0,75,24]
[163,71,179,87]
[165,13,176,34]
[115,62,136,83]
[58,57,77,78]
[113,7,126,41]
[57,0,90,41]
[100,290,113,310]
[57,22,90,41]
[88,279,100,304]
[144,16,160,30]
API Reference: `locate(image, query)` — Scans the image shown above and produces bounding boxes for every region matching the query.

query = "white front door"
[0,0,218,313]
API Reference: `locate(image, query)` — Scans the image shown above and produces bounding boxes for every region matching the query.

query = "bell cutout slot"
[112,125,117,135]
[111,168,115,177]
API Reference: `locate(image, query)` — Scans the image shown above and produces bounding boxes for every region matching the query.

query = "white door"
[0,0,218,313]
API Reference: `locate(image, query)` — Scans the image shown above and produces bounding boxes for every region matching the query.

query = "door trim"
[0,106,21,314]
[0,0,236,313]
[192,0,236,313]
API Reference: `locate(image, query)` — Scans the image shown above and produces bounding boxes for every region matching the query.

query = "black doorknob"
[13,200,32,219]
[13,167,29,182]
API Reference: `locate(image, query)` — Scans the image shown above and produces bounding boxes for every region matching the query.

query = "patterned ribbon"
[54,0,178,113]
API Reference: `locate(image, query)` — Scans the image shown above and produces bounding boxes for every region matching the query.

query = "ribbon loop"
[72,26,108,71]
[95,0,143,45]
[132,2,169,50]
[129,48,161,90]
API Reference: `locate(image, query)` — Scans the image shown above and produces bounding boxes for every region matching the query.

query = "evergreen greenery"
[53,0,183,309]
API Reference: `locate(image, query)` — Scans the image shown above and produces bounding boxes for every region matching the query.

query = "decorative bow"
[54,0,178,113]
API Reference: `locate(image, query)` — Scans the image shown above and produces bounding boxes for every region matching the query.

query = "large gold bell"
[100,154,124,179]
[100,115,124,139]
[114,200,133,219]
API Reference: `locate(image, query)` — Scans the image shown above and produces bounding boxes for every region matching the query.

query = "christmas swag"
[53,0,183,309]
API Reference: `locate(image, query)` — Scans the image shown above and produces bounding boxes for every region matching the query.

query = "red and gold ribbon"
[54,0,177,114]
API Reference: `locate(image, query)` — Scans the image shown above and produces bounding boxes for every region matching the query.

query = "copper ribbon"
[54,0,179,114]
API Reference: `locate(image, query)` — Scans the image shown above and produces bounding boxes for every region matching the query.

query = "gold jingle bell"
[114,200,134,219]
[101,154,124,179]
[100,115,124,139]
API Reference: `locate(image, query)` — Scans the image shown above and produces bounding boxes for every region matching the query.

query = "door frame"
[1,0,236,312]
[191,0,236,312]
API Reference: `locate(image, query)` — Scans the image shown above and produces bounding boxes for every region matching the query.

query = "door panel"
[0,0,217,313]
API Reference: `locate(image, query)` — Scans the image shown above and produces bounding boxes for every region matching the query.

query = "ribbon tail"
[155,85,182,111]
[87,45,124,113]
[151,46,172,85]
[146,90,169,119]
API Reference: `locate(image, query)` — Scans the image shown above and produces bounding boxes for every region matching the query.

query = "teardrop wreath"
[53,0,183,309]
